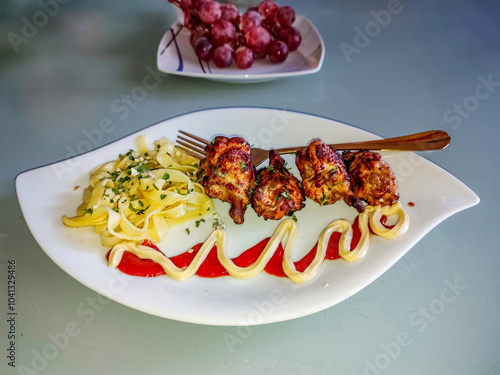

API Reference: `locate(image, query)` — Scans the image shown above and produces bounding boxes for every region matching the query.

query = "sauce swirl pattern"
[108,202,409,283]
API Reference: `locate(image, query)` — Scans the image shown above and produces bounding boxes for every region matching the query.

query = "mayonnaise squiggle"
[107,202,409,284]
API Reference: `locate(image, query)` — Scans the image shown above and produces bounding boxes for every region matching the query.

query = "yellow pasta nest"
[62,136,214,247]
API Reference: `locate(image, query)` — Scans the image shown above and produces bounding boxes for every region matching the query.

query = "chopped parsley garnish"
[320,195,328,207]
[328,167,338,174]
[135,163,149,173]
[128,201,147,214]
[281,191,291,199]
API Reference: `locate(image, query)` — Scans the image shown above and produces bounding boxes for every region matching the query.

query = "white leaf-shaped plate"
[157,16,325,83]
[16,108,479,326]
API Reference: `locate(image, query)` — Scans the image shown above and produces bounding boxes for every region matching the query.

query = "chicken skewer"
[251,150,305,221]
[198,135,402,225]
[295,139,365,213]
[197,136,256,224]
[342,150,399,206]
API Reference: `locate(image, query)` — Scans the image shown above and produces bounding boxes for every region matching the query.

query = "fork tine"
[178,130,210,146]
[176,130,212,160]
[175,145,205,160]
[177,139,206,155]
[177,136,207,153]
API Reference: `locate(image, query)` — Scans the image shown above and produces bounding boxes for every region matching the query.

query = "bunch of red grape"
[169,0,302,69]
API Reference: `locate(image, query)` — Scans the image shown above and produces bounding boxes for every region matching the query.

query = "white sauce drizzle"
[107,202,409,283]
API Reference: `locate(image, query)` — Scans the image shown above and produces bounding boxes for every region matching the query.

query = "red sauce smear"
[107,217,366,279]
[408,201,415,207]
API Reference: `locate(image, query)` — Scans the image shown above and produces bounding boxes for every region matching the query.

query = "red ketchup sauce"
[107,216,368,279]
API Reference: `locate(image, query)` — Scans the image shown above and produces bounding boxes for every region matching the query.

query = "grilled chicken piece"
[342,150,399,206]
[198,136,256,224]
[251,150,305,220]
[295,139,364,213]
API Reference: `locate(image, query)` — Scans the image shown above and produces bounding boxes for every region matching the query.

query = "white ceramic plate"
[157,16,325,83]
[16,108,479,326]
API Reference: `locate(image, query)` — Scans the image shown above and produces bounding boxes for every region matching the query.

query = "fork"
[176,129,450,167]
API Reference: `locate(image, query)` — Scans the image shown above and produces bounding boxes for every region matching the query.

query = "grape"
[232,31,246,50]
[180,0,192,9]
[199,1,221,24]
[262,19,280,36]
[240,10,262,34]
[246,26,271,52]
[267,40,289,63]
[258,0,279,22]
[253,49,267,60]
[211,19,236,45]
[213,44,234,67]
[234,46,254,69]
[189,26,209,47]
[194,36,214,61]
[172,0,303,69]
[220,3,239,24]
[191,0,206,12]
[275,5,295,27]
[278,26,302,51]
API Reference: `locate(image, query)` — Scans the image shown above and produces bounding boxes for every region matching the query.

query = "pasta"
[62,136,215,247]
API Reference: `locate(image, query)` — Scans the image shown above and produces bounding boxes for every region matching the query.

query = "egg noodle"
[107,202,409,284]
[62,136,215,247]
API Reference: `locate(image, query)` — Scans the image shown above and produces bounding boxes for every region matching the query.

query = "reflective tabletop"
[1,0,499,374]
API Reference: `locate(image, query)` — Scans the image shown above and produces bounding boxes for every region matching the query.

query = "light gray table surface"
[1,0,499,374]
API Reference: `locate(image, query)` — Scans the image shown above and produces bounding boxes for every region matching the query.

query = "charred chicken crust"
[295,139,365,213]
[342,150,399,206]
[251,150,305,220]
[198,136,256,224]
